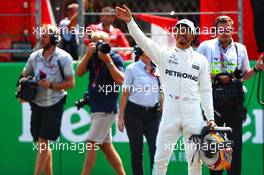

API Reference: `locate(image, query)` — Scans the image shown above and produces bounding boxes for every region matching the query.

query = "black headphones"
[47,26,60,45]
[49,32,60,45]
[134,45,143,61]
[134,45,143,56]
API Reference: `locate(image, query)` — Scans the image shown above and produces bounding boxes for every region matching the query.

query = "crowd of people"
[59,3,131,61]
[16,3,264,175]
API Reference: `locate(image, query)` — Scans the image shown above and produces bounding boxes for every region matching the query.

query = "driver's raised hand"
[115,4,132,23]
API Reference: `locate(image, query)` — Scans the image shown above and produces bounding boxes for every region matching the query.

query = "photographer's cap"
[175,19,195,34]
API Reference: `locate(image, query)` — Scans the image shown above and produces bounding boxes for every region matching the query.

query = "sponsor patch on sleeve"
[192,64,200,70]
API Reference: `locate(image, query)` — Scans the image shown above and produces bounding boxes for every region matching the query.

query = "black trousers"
[124,101,161,175]
[210,103,246,175]
[30,99,64,142]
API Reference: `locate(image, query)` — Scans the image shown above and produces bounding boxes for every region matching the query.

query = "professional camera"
[96,41,111,54]
[16,76,38,102]
[233,68,243,79]
[75,91,90,110]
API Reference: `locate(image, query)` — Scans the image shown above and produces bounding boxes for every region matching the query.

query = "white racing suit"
[127,19,214,175]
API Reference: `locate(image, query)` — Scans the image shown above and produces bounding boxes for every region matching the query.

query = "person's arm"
[67,12,78,30]
[38,76,74,90]
[22,54,35,77]
[198,56,216,126]
[76,43,96,76]
[115,5,162,65]
[118,90,130,132]
[243,58,264,80]
[159,91,164,111]
[243,69,256,81]
[38,55,75,90]
[98,51,124,85]
[51,76,74,90]
[118,65,133,132]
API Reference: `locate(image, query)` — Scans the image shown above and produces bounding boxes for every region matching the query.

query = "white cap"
[175,19,195,34]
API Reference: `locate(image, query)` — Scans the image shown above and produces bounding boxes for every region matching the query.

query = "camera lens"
[99,43,111,54]
[96,42,111,54]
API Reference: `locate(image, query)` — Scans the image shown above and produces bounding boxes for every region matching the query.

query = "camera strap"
[92,61,104,87]
[56,58,67,102]
[57,59,65,80]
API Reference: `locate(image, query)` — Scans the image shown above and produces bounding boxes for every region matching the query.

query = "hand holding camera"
[36,70,51,89]
[16,76,38,102]
[98,51,112,64]
[85,41,111,63]
[38,79,51,89]
[95,41,112,63]
[86,42,96,55]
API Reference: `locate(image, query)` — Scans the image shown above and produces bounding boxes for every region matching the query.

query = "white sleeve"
[197,42,212,71]
[126,18,163,66]
[198,55,214,121]
[23,53,35,76]
[61,55,75,78]
[240,45,250,73]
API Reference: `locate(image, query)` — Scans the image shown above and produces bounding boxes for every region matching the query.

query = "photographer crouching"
[76,31,126,175]
[16,24,75,175]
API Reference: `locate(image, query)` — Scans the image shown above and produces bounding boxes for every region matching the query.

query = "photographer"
[197,16,264,175]
[76,31,125,175]
[18,24,75,175]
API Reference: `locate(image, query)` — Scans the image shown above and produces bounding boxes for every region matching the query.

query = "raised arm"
[76,43,96,76]
[115,5,163,65]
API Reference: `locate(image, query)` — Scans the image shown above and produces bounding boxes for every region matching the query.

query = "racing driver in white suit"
[116,5,217,175]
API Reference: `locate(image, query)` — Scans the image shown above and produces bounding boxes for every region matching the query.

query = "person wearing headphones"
[197,16,264,175]
[118,46,162,175]
[18,24,75,175]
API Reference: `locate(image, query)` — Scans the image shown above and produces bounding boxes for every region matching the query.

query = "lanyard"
[218,43,227,72]
[220,52,225,69]
[218,42,239,72]
[92,61,104,87]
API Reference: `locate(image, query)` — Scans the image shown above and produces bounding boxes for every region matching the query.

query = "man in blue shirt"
[76,31,125,175]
